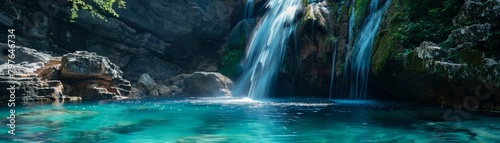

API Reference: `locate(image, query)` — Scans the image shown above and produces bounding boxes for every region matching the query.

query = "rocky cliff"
[371,0,500,111]
[0,0,243,82]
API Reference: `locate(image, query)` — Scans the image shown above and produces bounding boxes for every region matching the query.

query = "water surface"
[1,97,499,142]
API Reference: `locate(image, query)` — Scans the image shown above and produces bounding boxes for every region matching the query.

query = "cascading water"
[329,40,337,99]
[347,0,391,100]
[244,0,254,19]
[341,0,356,99]
[235,0,302,98]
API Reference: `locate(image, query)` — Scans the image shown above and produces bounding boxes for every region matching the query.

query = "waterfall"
[340,0,356,99]
[347,0,391,100]
[244,0,254,19]
[329,40,338,99]
[235,0,302,98]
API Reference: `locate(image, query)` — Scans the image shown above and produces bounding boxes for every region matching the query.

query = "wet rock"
[149,89,159,96]
[0,12,13,27]
[0,75,64,102]
[165,72,233,97]
[0,0,244,82]
[205,66,219,72]
[453,0,500,27]
[448,23,491,45]
[168,86,182,95]
[60,51,122,80]
[58,51,134,99]
[136,73,157,93]
[415,41,444,59]
[183,72,233,97]
[0,44,53,64]
[156,85,172,96]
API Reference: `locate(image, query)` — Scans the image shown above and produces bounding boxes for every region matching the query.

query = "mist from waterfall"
[235,0,302,98]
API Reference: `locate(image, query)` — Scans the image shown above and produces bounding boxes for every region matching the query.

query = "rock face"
[277,1,334,96]
[60,51,122,80]
[0,47,136,101]
[0,71,64,102]
[381,0,500,111]
[0,0,243,82]
[58,51,135,99]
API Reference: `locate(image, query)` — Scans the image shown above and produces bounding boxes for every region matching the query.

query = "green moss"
[372,29,397,74]
[371,1,404,75]
[403,51,426,73]
[460,48,484,66]
[220,49,244,78]
[395,0,464,48]
[354,0,369,26]
[219,29,247,78]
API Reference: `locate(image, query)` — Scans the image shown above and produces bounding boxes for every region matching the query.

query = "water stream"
[235,0,302,98]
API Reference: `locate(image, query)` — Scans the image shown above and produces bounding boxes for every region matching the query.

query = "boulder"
[182,72,233,97]
[156,85,172,96]
[137,73,157,93]
[164,72,233,97]
[60,51,122,80]
[415,41,444,59]
[448,23,491,45]
[149,89,159,96]
[147,85,172,97]
[57,51,135,99]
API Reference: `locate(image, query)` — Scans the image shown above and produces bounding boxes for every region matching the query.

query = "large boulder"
[183,72,233,97]
[60,51,122,80]
[58,51,135,99]
[165,72,233,97]
[136,73,157,93]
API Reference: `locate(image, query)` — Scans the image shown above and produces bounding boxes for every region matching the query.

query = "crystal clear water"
[2,97,499,143]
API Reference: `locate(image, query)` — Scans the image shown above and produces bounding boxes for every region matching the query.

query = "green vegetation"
[69,0,126,22]
[220,29,246,78]
[371,0,403,74]
[220,49,244,78]
[395,0,463,48]
[372,0,464,74]
[354,0,369,25]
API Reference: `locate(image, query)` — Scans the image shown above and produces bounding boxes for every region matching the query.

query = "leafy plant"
[69,0,126,22]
